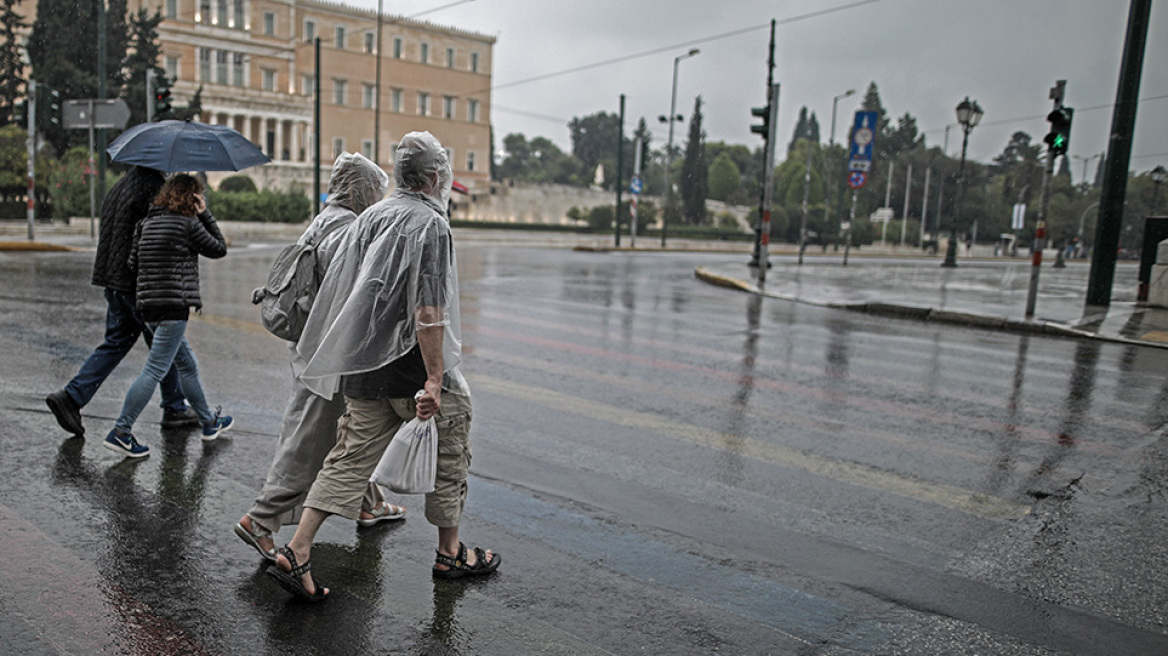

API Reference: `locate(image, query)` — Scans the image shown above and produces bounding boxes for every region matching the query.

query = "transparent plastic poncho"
[298,152,389,269]
[295,135,464,399]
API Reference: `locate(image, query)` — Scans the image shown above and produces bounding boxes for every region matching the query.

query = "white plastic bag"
[372,415,437,494]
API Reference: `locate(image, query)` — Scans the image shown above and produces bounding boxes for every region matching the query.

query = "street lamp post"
[941,97,983,267]
[829,89,856,147]
[1151,165,1167,215]
[659,48,699,248]
[1072,152,1103,189]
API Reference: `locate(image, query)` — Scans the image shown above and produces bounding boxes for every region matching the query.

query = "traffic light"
[1044,107,1073,156]
[46,88,60,125]
[12,99,27,125]
[153,70,172,119]
[750,102,771,138]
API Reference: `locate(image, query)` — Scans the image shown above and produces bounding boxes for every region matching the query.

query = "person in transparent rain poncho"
[266,132,498,602]
[234,153,398,562]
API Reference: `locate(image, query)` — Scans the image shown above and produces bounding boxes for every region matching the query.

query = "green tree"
[569,111,621,173]
[0,0,27,127]
[679,95,708,225]
[122,8,163,128]
[707,151,740,202]
[787,106,820,155]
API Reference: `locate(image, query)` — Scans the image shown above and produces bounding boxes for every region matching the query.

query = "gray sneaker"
[161,406,201,428]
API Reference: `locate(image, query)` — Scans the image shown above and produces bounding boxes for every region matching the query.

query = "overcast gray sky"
[350,0,1167,182]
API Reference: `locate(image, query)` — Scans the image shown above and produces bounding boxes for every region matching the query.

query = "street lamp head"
[658,114,683,124]
[1151,165,1168,185]
[955,97,983,130]
[970,101,984,127]
[844,89,856,97]
[687,48,700,57]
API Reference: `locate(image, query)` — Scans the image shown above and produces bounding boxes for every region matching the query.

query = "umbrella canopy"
[107,120,271,172]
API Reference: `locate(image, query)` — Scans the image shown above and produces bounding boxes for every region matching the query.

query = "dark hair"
[153,174,204,216]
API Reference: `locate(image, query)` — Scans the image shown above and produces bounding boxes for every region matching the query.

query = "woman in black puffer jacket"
[104,174,234,458]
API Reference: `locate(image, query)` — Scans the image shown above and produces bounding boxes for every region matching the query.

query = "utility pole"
[630,135,642,247]
[1026,80,1066,319]
[146,70,154,123]
[374,0,383,165]
[798,139,811,264]
[749,19,776,268]
[901,163,912,247]
[919,166,930,248]
[1087,0,1152,307]
[614,94,625,248]
[882,161,894,244]
[313,37,321,218]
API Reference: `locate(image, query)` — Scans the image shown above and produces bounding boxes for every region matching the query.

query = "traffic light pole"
[1026,80,1065,320]
[749,19,775,268]
[146,70,154,123]
[756,82,780,285]
[26,79,36,241]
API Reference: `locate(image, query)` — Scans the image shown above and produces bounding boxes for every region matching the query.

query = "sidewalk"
[694,253,1168,350]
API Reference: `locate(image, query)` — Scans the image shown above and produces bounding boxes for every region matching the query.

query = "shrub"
[205,186,311,223]
[218,175,258,193]
[50,147,116,220]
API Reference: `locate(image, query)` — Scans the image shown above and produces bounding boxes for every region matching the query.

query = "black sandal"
[266,546,329,602]
[433,542,501,579]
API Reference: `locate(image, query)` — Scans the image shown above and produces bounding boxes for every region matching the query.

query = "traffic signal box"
[153,70,172,119]
[1045,107,1073,156]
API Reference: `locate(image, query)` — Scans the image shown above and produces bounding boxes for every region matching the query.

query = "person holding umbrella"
[46,166,201,437]
[104,174,233,457]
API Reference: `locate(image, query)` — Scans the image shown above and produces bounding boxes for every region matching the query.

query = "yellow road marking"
[471,374,1028,520]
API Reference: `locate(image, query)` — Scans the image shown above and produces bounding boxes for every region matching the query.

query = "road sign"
[848,110,879,173]
[630,175,643,194]
[1011,202,1027,230]
[848,171,867,189]
[63,99,130,130]
[871,207,893,222]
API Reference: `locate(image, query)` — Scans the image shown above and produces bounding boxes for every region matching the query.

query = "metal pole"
[1026,82,1064,319]
[146,70,154,123]
[374,0,383,164]
[844,189,856,265]
[882,161,893,244]
[942,127,970,267]
[313,37,321,218]
[663,58,680,248]
[614,94,625,247]
[901,163,912,247]
[798,140,810,264]
[87,100,96,238]
[751,20,775,264]
[756,82,780,285]
[26,79,35,240]
[631,135,642,247]
[96,0,107,221]
[920,166,930,248]
[1087,0,1152,307]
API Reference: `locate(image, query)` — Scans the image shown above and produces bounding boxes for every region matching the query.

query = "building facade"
[19,0,494,194]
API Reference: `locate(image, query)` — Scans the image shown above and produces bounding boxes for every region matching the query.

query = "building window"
[334,79,347,105]
[420,42,429,64]
[362,139,373,160]
[467,98,479,123]
[262,68,276,92]
[391,88,402,113]
[302,74,314,97]
[470,52,479,73]
[199,49,211,81]
[216,0,227,26]
[446,47,455,68]
[262,11,275,36]
[233,0,243,29]
[417,92,429,116]
[165,0,178,19]
[165,55,179,79]
[467,151,476,172]
[443,96,455,119]
[198,0,209,22]
[232,53,245,87]
[216,50,228,84]
[332,137,345,159]
[364,31,375,54]
[305,19,316,42]
[335,26,346,49]
[445,147,454,167]
[362,83,375,109]
[393,36,403,58]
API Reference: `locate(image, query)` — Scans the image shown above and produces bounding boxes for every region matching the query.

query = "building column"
[291,120,302,162]
[275,118,286,160]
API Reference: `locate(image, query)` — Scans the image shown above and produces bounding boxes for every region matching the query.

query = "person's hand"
[194,193,207,215]
[415,380,441,420]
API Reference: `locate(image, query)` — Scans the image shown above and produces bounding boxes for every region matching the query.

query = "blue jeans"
[65,288,186,411]
[115,320,215,434]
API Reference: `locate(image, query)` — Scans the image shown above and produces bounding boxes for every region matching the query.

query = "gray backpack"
[251,221,345,341]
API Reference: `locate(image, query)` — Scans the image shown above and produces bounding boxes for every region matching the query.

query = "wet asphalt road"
[2,240,1168,655]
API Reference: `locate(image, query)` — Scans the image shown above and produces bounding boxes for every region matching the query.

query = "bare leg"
[434,525,495,571]
[274,507,330,596]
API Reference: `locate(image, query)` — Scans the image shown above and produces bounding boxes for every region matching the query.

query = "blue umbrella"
[107,119,271,172]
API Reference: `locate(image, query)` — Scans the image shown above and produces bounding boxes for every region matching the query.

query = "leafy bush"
[205,186,311,223]
[218,175,258,193]
[50,147,116,219]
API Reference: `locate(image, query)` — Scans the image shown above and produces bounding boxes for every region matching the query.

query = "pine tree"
[0,0,28,127]
[680,95,708,225]
[122,8,163,128]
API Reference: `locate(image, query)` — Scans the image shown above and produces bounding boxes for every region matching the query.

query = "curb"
[693,266,1168,350]
[0,241,82,252]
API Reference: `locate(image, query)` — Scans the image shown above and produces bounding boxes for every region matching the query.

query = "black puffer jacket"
[130,205,227,320]
[91,167,166,292]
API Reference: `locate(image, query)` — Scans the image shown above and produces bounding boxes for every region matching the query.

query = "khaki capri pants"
[303,391,472,528]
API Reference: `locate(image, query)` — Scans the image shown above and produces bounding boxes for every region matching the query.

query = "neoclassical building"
[20,0,495,194]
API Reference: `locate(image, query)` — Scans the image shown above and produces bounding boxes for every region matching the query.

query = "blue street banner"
[848,110,879,173]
